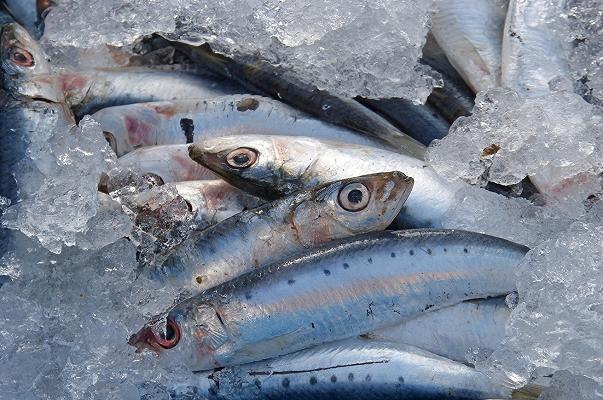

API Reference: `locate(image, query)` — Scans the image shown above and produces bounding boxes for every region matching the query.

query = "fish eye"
[157,318,180,349]
[226,147,258,169]
[338,182,370,212]
[10,47,35,67]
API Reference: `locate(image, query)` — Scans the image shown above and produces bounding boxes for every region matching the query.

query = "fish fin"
[512,383,546,399]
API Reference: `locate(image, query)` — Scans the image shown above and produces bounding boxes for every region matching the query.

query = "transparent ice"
[41,0,439,102]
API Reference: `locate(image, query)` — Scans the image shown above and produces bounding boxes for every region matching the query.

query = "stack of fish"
[2,0,579,398]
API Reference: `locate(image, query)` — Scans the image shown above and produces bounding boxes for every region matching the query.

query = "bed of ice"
[1,0,602,399]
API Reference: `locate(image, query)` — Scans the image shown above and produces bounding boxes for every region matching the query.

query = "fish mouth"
[128,318,181,354]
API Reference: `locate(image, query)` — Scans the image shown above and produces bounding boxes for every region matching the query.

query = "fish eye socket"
[338,182,370,212]
[157,318,180,349]
[226,148,258,169]
[10,47,35,67]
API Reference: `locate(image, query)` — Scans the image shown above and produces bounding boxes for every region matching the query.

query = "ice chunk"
[1,112,118,253]
[427,88,603,212]
[42,0,438,101]
[539,371,603,400]
[477,218,603,387]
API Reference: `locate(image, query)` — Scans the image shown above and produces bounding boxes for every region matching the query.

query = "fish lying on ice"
[185,339,516,400]
[431,0,508,93]
[130,229,528,370]
[92,95,390,156]
[189,135,462,228]
[154,172,413,295]
[0,1,51,38]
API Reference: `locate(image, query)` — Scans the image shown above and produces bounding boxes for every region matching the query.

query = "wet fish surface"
[131,229,528,370]
[369,297,510,364]
[163,39,427,159]
[156,172,413,295]
[93,95,390,156]
[182,339,512,400]
[189,135,462,228]
[432,0,508,93]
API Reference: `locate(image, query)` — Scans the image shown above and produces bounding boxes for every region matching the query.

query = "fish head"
[0,22,50,83]
[129,302,230,370]
[291,171,414,241]
[189,135,321,200]
[36,0,56,20]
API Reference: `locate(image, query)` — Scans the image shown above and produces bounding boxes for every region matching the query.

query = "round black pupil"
[13,51,28,63]
[162,323,175,341]
[233,153,250,165]
[347,189,363,204]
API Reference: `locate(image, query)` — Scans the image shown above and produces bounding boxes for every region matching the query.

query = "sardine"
[115,144,217,183]
[421,34,476,123]
[0,23,51,91]
[153,172,413,294]
[130,229,528,370]
[0,1,50,38]
[369,297,510,364]
[185,339,513,400]
[92,95,389,157]
[432,0,508,93]
[164,40,427,159]
[189,135,463,228]
[502,0,570,96]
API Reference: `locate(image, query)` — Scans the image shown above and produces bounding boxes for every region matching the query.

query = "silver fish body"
[432,0,508,93]
[0,1,45,38]
[502,0,570,96]
[131,229,528,370]
[155,172,413,295]
[370,297,510,364]
[115,144,217,183]
[190,135,463,228]
[13,68,244,116]
[92,95,389,157]
[185,340,512,400]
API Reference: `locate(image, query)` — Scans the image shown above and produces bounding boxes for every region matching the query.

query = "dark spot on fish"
[367,257,373,264]
[311,322,315,328]
[348,373,354,382]
[310,376,317,385]
[464,248,469,253]
[236,97,260,112]
[409,250,414,256]
[245,292,253,300]
[323,269,331,276]
[427,249,432,255]
[443,248,447,252]
[282,378,290,388]
[343,263,349,269]
[195,276,204,284]
[365,374,372,382]
[398,376,404,383]
[288,279,295,285]
[424,304,434,311]
[509,31,523,43]
[254,379,262,389]
[390,252,396,258]
[481,143,501,157]
[180,118,194,143]
[331,375,337,383]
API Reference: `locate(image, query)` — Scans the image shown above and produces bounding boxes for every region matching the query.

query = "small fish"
[189,135,462,228]
[431,0,508,93]
[502,0,570,96]
[154,172,413,294]
[0,0,52,38]
[164,40,426,159]
[114,144,218,184]
[187,339,515,400]
[130,229,528,370]
[369,297,510,364]
[92,95,389,157]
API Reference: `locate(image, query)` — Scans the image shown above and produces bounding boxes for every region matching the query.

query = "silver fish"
[156,172,413,295]
[115,144,217,183]
[92,95,389,157]
[502,0,570,96]
[0,1,50,38]
[432,0,508,93]
[189,135,463,228]
[184,339,514,400]
[130,229,528,370]
[369,297,510,364]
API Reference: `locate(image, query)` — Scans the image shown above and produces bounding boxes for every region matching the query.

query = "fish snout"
[128,318,181,354]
